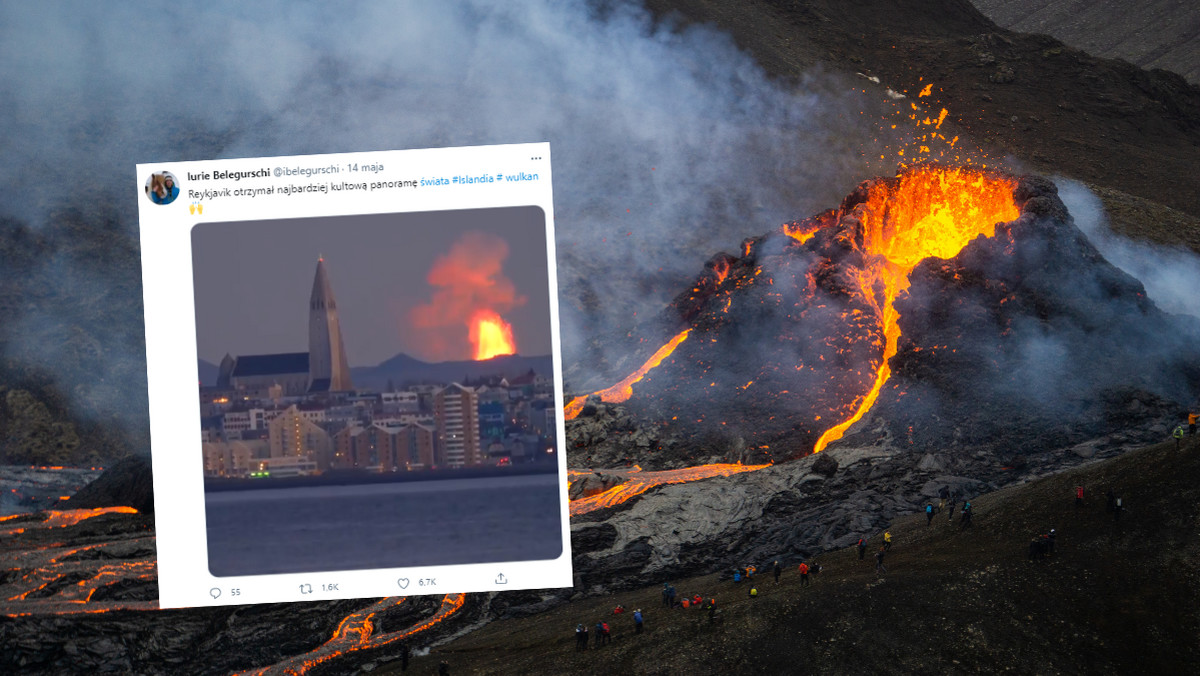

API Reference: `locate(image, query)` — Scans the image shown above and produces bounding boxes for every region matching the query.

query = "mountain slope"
[971,0,1200,85]
[393,433,1200,675]
[642,0,1200,227]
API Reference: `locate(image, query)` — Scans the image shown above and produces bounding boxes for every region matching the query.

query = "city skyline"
[191,207,553,366]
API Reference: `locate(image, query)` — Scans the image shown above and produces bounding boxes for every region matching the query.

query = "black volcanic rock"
[70,454,155,514]
[858,175,1200,459]
[811,453,838,477]
[567,170,1200,471]
[568,472,627,500]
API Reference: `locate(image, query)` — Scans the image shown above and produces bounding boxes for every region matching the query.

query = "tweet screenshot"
[136,144,570,609]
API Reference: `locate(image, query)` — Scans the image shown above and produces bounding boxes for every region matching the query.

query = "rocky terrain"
[390,433,1200,675]
[0,465,102,515]
[2,1,1199,674]
[568,397,1175,594]
[970,0,1200,84]
[567,174,1200,469]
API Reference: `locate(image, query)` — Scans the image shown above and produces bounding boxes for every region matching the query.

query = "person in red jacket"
[1074,485,1084,508]
[798,561,810,586]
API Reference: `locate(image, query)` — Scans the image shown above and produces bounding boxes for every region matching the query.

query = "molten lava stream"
[241,593,467,675]
[564,329,691,420]
[0,507,138,536]
[813,167,1018,451]
[570,463,770,516]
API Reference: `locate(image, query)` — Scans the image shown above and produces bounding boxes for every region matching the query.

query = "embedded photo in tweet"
[137,143,570,609]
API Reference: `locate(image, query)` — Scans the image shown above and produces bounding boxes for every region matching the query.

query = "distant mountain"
[351,353,554,390]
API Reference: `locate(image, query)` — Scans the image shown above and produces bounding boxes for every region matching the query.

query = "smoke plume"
[1058,178,1200,319]
[410,231,525,361]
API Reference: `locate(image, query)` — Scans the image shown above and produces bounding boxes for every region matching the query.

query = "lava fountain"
[565,165,1020,458]
[471,309,517,360]
[812,166,1019,450]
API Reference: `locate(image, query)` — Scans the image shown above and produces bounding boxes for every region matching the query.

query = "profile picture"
[145,171,180,205]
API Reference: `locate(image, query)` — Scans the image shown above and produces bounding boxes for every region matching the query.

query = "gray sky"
[191,206,552,366]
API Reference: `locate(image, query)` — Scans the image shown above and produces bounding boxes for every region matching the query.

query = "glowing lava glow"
[0,507,138,536]
[713,258,731,285]
[471,309,517,360]
[570,463,770,515]
[812,166,1019,451]
[239,593,467,675]
[564,329,692,420]
[784,220,821,244]
[3,507,467,673]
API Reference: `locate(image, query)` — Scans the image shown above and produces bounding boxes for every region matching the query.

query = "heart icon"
[397,578,409,589]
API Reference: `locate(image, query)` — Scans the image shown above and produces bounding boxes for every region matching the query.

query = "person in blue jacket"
[151,173,180,204]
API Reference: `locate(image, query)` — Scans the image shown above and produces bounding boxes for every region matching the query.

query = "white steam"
[1059,178,1200,318]
[0,0,897,428]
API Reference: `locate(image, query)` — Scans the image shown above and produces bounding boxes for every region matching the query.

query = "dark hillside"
[395,433,1200,674]
[971,0,1200,85]
[643,0,1200,225]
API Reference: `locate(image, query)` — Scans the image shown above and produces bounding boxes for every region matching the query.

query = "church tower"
[308,257,354,392]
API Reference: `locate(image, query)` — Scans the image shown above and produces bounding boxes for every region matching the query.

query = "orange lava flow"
[813,167,1018,451]
[784,221,821,244]
[564,329,691,420]
[471,309,516,360]
[0,507,138,536]
[241,593,467,675]
[713,258,731,285]
[570,463,770,516]
[1,535,158,618]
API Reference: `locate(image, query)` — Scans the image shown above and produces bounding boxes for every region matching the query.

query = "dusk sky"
[191,206,552,366]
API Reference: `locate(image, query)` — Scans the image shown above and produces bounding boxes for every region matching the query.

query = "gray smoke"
[1058,178,1200,319]
[0,1,903,446]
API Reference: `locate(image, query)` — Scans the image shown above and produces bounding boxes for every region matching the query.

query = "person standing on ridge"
[1075,485,1084,508]
[576,624,588,651]
[601,621,611,645]
[773,559,782,583]
[947,494,958,523]
[1174,425,1185,450]
[961,501,973,528]
[1028,535,1044,561]
[1188,411,1197,436]
[883,531,893,551]
[594,621,604,648]
[633,609,644,634]
[926,503,935,526]
[875,546,887,574]
[857,537,867,560]
[662,583,670,608]
[798,561,810,586]
[1114,495,1125,522]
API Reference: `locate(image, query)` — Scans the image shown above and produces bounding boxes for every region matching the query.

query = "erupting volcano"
[569,166,1019,454]
[567,167,1200,470]
[471,309,517,360]
[810,167,1019,450]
